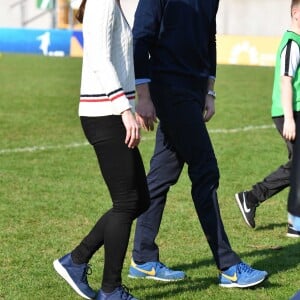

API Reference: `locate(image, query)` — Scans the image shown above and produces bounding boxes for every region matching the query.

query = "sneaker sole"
[219,275,266,288]
[53,259,93,300]
[128,274,185,282]
[286,232,300,238]
[235,193,255,229]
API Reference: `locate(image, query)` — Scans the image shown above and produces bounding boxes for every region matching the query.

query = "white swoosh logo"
[242,194,251,213]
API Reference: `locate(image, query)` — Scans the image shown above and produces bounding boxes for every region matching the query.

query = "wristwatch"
[207,90,216,98]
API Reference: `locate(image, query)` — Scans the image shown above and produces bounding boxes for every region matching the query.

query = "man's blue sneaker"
[96,285,137,300]
[128,258,185,282]
[290,290,300,300]
[53,253,97,299]
[219,262,268,288]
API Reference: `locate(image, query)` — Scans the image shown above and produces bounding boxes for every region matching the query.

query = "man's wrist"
[135,78,151,85]
[207,90,216,98]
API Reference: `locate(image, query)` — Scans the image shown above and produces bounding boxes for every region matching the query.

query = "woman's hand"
[121,109,141,148]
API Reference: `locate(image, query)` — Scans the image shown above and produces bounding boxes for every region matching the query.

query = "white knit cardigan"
[78,0,135,116]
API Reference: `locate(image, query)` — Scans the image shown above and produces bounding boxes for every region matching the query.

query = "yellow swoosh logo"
[222,272,238,282]
[131,259,156,276]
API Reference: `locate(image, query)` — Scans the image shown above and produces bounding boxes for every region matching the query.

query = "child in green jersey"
[235,0,300,237]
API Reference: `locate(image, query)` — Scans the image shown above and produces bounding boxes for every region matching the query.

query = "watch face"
[208,90,216,97]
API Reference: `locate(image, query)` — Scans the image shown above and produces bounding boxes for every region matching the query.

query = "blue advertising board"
[0,28,75,56]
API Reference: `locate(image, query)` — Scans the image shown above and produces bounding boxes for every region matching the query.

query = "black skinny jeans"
[72,116,150,292]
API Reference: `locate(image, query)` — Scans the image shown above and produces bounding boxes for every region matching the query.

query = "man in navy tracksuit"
[128,0,268,288]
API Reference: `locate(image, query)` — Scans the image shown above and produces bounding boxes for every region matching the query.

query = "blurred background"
[0,0,292,65]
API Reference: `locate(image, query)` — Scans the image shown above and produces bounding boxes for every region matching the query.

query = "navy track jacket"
[133,0,220,85]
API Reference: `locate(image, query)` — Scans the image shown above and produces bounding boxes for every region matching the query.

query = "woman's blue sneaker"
[97,285,137,300]
[128,258,185,281]
[53,253,97,299]
[219,262,268,288]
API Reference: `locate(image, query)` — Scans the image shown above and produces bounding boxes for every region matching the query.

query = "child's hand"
[283,118,296,141]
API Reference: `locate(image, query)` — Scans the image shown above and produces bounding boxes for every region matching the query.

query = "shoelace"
[81,264,93,284]
[156,262,168,270]
[120,285,135,300]
[236,262,254,275]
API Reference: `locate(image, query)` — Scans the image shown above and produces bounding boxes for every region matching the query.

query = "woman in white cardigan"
[53,1,150,299]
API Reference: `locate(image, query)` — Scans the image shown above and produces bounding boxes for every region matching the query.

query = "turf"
[0,54,299,300]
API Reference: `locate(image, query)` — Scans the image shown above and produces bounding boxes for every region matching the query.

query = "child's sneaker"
[235,192,257,228]
[287,224,300,237]
[287,213,300,237]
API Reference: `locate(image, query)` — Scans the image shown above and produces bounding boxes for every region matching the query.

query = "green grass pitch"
[0,54,299,299]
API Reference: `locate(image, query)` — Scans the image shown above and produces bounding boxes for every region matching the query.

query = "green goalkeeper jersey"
[272,31,300,117]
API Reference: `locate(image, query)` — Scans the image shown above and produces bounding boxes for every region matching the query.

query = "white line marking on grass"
[0,124,274,155]
[0,141,89,154]
[209,124,274,133]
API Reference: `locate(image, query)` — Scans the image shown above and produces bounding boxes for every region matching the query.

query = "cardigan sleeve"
[83,0,131,114]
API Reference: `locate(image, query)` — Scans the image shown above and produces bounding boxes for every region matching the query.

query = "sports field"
[0,54,299,299]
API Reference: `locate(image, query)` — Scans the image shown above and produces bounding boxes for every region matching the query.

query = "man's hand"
[203,94,216,122]
[136,98,157,131]
[135,83,157,131]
